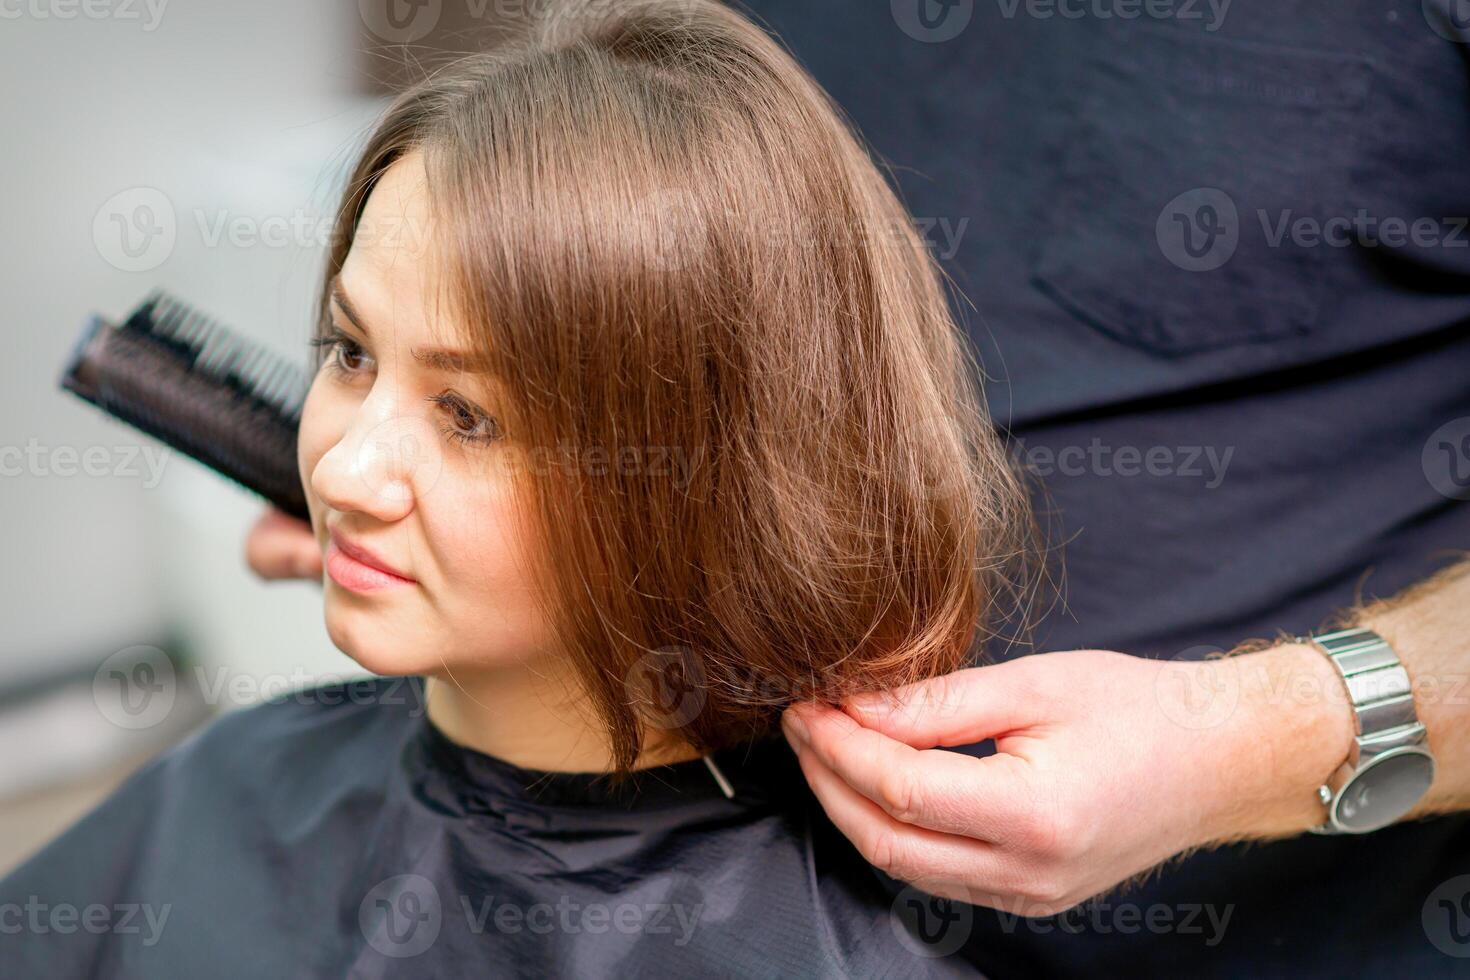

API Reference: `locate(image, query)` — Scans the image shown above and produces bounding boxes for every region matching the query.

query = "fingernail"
[782,710,809,748]
[845,692,883,714]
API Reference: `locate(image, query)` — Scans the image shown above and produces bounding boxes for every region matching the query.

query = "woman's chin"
[322,601,434,677]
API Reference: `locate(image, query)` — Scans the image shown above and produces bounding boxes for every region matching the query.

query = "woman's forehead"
[339,153,450,343]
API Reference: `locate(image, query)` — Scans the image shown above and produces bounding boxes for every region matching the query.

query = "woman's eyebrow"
[329,274,497,376]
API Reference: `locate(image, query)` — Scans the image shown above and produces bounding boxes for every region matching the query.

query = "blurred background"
[0,0,509,874]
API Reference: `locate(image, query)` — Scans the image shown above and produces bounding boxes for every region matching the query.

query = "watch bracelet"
[1297,627,1428,834]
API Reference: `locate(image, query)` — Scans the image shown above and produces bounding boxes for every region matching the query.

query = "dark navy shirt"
[739,1,1470,976]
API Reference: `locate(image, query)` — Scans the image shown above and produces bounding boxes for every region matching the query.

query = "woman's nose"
[310,394,443,522]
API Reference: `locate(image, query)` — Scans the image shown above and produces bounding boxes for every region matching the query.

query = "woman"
[2,2,1031,975]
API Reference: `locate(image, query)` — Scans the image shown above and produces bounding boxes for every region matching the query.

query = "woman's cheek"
[297,380,335,526]
[432,474,540,600]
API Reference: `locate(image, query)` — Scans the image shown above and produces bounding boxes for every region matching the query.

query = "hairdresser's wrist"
[1194,642,1357,845]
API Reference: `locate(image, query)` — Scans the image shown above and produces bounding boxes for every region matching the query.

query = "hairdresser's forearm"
[1204,558,1470,844]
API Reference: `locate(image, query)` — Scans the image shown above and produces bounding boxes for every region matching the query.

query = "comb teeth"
[122,291,308,421]
[61,295,312,518]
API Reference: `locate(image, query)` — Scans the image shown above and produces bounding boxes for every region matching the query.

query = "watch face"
[1333,748,1436,833]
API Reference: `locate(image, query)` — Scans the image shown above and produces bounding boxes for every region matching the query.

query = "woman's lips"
[324,535,416,593]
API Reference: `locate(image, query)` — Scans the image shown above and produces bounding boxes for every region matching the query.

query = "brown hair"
[319,0,1035,769]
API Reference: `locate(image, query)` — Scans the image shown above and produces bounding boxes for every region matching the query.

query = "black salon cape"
[0,676,979,979]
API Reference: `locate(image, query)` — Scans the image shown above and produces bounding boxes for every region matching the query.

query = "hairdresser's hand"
[244,509,322,581]
[781,645,1354,914]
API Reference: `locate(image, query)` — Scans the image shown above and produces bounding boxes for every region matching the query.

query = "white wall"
[0,0,383,701]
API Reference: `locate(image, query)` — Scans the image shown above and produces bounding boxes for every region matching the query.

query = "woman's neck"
[422,663,701,773]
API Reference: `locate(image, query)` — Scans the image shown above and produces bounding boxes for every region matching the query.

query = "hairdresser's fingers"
[839,660,1040,748]
[783,703,1035,842]
[244,509,322,581]
[794,747,1032,907]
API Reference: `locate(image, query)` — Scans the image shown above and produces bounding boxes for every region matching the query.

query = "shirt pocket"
[1029,25,1376,357]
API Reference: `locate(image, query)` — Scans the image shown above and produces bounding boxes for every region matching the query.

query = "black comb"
[59,292,310,519]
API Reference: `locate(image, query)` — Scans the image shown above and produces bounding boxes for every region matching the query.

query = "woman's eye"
[334,340,366,372]
[310,331,374,378]
[432,392,502,446]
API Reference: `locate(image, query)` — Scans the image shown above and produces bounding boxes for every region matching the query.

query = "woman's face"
[298,150,554,676]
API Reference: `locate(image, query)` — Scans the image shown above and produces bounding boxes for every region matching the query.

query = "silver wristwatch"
[1301,627,1436,835]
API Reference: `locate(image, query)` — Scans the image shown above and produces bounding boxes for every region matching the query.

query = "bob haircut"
[318,0,1034,770]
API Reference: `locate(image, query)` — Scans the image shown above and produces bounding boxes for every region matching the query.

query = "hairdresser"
[249,4,1470,976]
